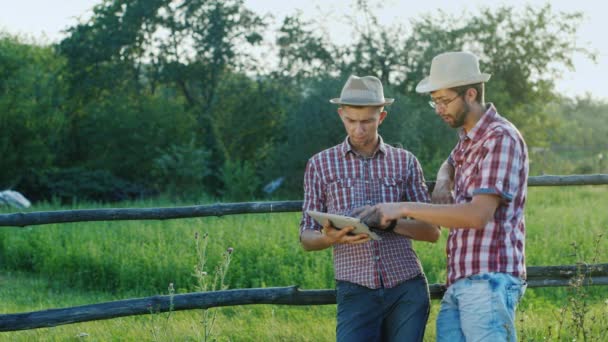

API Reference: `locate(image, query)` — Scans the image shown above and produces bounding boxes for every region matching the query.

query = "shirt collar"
[340,135,387,157]
[458,103,498,142]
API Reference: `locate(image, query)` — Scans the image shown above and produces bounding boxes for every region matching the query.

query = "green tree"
[75,92,196,184]
[532,95,608,174]
[275,13,338,80]
[0,33,67,190]
[152,0,266,153]
[57,0,167,167]
[401,5,594,148]
[56,0,271,197]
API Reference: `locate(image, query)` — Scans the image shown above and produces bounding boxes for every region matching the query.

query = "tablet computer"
[306,210,381,240]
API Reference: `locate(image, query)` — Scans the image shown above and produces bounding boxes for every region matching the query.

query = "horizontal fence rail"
[1,263,606,332]
[1,174,607,228]
[0,201,303,228]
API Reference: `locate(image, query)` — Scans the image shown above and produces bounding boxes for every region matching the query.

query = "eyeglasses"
[428,92,463,109]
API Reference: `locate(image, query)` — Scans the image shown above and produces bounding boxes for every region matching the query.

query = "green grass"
[0,186,607,340]
[0,210,335,295]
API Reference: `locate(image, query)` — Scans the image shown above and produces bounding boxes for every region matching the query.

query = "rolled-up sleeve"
[300,158,325,236]
[473,133,524,203]
[404,155,431,204]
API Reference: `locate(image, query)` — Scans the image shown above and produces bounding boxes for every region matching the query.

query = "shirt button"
[366,200,372,205]
[375,256,380,260]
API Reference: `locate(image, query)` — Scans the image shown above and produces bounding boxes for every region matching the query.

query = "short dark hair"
[450,83,484,103]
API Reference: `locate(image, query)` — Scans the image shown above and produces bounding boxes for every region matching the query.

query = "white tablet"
[306,210,381,240]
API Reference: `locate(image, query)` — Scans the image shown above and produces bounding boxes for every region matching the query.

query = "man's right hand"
[431,179,454,204]
[323,221,370,245]
[432,161,455,204]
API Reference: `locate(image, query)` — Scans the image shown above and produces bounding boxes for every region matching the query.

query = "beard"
[449,101,470,128]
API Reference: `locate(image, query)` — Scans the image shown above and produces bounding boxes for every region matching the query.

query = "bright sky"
[0,0,605,100]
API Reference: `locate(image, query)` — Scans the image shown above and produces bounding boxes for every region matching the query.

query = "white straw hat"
[330,75,394,106]
[416,51,491,93]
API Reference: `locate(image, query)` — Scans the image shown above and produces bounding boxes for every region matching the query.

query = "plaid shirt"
[446,104,528,286]
[300,136,431,289]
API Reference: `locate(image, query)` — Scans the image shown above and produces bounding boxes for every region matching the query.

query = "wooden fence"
[1,173,607,332]
[2,174,607,228]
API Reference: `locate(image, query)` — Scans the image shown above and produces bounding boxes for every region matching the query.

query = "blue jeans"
[336,274,430,342]
[436,272,527,342]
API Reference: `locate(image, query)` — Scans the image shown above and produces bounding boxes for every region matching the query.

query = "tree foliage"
[0,2,601,202]
[0,34,67,189]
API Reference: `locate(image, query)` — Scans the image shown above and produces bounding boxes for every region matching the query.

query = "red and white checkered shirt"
[300,136,431,289]
[446,104,528,286]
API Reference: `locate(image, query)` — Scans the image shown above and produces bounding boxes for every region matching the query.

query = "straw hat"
[330,75,394,106]
[416,51,491,93]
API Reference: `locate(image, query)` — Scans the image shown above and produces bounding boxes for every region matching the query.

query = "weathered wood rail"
[1,263,607,332]
[1,174,607,227]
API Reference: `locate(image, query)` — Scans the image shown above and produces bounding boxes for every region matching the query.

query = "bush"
[220,159,261,202]
[152,138,212,200]
[19,167,149,203]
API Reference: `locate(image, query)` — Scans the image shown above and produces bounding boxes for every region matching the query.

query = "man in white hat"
[299,75,441,341]
[356,52,529,341]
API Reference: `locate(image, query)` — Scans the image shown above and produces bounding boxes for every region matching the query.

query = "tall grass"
[0,206,336,295]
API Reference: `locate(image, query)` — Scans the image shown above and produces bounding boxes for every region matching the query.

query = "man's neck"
[463,102,487,133]
[350,137,379,158]
[355,149,375,158]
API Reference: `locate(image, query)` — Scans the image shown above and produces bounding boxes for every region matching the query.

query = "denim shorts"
[436,272,527,342]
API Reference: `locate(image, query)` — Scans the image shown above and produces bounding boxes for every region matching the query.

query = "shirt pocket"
[326,178,354,214]
[460,165,478,200]
[457,151,482,201]
[380,177,403,203]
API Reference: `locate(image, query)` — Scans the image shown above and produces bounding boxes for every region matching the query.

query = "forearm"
[394,219,440,242]
[400,201,492,230]
[300,229,333,251]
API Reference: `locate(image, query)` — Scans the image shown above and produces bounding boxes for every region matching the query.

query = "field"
[1,186,607,341]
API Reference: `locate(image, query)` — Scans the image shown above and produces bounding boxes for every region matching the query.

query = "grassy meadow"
[0,186,607,341]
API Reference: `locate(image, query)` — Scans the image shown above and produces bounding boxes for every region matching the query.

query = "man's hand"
[354,203,406,229]
[322,221,370,245]
[432,179,454,204]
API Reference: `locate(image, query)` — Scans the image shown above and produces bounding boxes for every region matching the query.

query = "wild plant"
[148,282,176,342]
[193,231,233,341]
[146,232,233,342]
[552,234,605,341]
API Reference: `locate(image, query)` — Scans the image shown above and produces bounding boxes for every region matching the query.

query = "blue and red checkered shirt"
[300,136,431,289]
[446,104,528,286]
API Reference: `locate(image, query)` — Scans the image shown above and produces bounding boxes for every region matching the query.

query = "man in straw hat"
[355,52,529,341]
[299,75,441,341]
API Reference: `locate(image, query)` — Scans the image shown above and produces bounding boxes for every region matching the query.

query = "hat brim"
[415,74,491,93]
[329,98,395,106]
